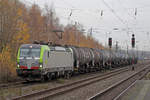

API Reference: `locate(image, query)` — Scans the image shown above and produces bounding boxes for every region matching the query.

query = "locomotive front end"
[16,44,43,80]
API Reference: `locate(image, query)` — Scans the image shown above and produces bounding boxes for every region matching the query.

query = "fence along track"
[12,66,130,100]
[88,65,150,100]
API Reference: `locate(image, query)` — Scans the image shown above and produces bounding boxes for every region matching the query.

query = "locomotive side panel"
[44,50,74,72]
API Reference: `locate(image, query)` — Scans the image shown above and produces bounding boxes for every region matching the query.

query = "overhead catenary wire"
[100,0,137,39]
[22,0,149,16]
[22,1,149,34]
[101,0,126,25]
[22,0,146,22]
[117,0,136,20]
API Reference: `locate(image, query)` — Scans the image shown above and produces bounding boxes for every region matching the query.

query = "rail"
[88,65,150,100]
[12,66,130,100]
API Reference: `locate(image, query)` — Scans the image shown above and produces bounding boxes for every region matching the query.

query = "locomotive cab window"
[20,48,41,58]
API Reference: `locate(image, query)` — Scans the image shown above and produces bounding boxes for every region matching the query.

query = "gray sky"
[22,0,150,51]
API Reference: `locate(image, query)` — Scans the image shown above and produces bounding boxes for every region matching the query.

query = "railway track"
[88,64,150,100]
[12,66,132,100]
[0,68,127,89]
[0,81,26,88]
[0,80,49,89]
[0,62,146,90]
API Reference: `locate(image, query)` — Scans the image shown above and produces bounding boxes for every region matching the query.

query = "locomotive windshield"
[20,48,41,57]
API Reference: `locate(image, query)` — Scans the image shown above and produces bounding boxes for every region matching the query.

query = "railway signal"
[131,34,135,48]
[108,37,112,48]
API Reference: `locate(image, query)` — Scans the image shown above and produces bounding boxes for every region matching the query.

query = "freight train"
[16,42,138,81]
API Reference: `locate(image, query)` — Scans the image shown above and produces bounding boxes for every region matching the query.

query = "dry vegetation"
[0,0,104,82]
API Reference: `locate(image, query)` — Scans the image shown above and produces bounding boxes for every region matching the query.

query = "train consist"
[16,42,138,81]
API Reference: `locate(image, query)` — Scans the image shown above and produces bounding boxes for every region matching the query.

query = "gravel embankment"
[48,64,148,100]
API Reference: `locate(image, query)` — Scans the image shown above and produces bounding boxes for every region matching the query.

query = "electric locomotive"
[16,43,74,81]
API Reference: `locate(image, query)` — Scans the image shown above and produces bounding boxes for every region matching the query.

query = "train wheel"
[47,73,52,80]
[25,79,30,82]
[65,71,71,79]
[67,73,70,79]
[55,72,59,79]
[41,75,45,82]
[85,68,89,73]
[41,75,48,82]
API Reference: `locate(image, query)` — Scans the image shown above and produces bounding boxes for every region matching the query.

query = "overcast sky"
[21,0,150,51]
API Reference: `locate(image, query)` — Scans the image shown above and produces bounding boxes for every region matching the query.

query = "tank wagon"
[69,46,103,73]
[16,42,137,81]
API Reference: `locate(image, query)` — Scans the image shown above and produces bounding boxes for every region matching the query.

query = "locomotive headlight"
[40,65,42,68]
[17,64,20,68]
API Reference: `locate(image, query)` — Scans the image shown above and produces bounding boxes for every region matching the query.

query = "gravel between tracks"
[47,64,147,100]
